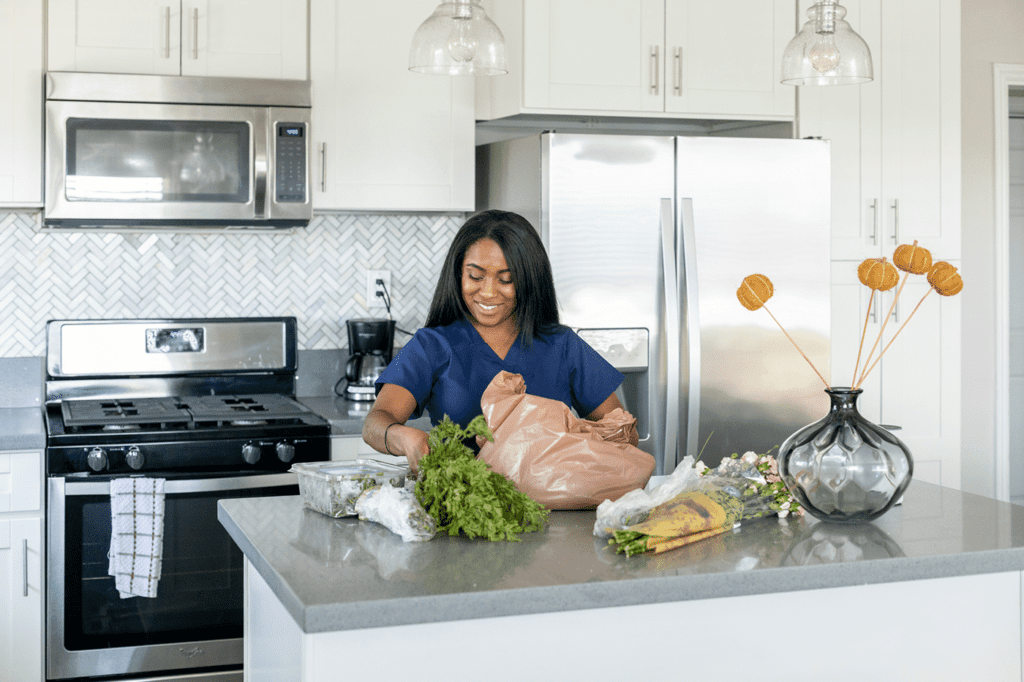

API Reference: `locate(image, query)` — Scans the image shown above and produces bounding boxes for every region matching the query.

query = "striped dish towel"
[108,477,166,599]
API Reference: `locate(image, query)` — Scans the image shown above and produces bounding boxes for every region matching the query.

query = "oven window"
[64,118,250,203]
[61,483,294,651]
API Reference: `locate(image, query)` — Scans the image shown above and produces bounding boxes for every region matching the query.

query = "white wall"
[960,0,1024,498]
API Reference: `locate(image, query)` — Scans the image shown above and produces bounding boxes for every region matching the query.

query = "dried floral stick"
[851,288,876,388]
[855,271,909,390]
[858,288,933,387]
[759,304,830,390]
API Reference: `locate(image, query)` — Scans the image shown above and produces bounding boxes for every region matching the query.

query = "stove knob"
[275,442,296,463]
[125,446,145,470]
[86,447,108,472]
[241,442,261,465]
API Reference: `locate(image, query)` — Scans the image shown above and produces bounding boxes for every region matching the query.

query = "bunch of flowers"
[609,450,801,557]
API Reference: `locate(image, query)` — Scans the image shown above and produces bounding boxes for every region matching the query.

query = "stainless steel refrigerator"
[478,132,831,475]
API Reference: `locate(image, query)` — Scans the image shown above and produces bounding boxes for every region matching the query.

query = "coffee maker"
[340,318,396,401]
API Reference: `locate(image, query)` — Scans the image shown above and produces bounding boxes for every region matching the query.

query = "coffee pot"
[339,318,396,401]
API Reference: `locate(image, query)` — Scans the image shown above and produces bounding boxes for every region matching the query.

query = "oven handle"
[59,472,298,496]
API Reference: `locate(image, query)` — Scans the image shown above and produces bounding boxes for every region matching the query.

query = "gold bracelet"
[384,422,399,455]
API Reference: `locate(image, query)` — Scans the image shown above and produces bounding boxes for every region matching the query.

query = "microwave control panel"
[275,123,307,202]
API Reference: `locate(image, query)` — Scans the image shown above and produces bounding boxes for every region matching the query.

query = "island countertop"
[218,481,1024,635]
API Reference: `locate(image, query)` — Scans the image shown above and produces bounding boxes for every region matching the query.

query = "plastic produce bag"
[593,455,703,539]
[477,371,656,510]
[354,482,436,542]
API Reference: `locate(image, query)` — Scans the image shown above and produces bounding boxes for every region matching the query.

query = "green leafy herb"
[414,415,548,541]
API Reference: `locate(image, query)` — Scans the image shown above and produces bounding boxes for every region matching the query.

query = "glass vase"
[777,387,913,523]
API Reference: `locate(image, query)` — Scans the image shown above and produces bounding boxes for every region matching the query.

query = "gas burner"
[101,424,142,432]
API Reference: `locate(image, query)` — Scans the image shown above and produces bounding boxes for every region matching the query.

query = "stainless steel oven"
[44,72,311,229]
[43,318,330,681]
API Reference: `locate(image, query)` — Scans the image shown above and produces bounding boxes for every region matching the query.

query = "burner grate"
[61,398,192,432]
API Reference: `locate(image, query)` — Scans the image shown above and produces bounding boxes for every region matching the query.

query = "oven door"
[46,472,298,681]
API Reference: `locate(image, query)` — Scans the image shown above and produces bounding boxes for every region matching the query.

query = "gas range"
[45,392,330,476]
[43,317,331,477]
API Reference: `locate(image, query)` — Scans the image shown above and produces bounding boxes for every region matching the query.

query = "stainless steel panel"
[542,133,675,471]
[45,71,311,108]
[46,477,246,681]
[46,318,295,377]
[677,136,831,467]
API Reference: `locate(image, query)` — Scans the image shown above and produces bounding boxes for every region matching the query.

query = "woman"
[362,210,630,471]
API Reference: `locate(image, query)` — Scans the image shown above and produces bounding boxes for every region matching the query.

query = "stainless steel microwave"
[44,71,312,229]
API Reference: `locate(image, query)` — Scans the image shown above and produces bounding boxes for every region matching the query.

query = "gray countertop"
[299,395,432,436]
[0,407,46,450]
[217,480,1024,635]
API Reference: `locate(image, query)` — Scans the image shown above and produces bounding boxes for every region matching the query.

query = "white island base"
[245,558,1022,681]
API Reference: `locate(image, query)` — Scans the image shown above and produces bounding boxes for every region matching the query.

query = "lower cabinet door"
[0,517,43,682]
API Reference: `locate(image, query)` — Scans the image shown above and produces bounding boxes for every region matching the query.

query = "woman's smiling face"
[462,238,516,332]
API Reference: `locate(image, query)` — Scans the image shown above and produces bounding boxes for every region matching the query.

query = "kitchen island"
[219,482,1024,681]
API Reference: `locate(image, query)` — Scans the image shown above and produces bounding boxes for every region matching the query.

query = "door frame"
[993,63,1024,502]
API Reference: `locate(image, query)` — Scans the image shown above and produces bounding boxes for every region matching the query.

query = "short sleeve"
[374,329,449,420]
[564,330,624,417]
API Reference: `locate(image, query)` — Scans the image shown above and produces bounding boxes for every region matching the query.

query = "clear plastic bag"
[593,455,703,539]
[354,482,436,542]
[477,371,656,510]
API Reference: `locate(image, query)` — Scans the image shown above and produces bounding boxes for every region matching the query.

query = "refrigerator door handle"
[678,198,701,464]
[660,198,680,473]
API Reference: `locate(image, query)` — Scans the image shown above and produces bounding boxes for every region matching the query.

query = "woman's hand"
[362,383,430,472]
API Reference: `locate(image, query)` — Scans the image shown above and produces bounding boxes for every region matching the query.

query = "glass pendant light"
[780,1,873,86]
[409,0,507,76]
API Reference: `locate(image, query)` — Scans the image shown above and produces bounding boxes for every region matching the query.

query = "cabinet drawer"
[0,451,43,513]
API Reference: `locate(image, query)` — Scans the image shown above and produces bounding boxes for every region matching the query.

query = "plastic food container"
[291,460,409,518]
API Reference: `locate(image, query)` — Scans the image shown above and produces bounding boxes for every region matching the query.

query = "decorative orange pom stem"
[857,288,933,387]
[856,263,912,390]
[851,288,875,388]
[759,304,830,389]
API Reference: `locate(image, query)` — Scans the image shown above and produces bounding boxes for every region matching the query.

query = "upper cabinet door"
[48,0,307,79]
[664,0,794,117]
[0,0,43,206]
[478,0,795,121]
[521,0,665,113]
[181,0,307,79]
[310,0,474,212]
[48,0,181,75]
[799,0,960,261]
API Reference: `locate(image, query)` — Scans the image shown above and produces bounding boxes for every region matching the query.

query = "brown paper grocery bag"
[477,371,655,510]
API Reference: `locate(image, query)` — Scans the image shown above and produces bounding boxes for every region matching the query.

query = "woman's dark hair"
[425,209,561,344]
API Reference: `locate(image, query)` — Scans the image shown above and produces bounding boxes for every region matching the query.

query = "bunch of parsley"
[414,415,548,542]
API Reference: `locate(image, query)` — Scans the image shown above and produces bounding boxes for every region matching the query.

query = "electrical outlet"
[366,270,391,309]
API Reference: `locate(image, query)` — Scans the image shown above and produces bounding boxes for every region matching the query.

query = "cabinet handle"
[870,198,878,245]
[164,6,171,59]
[22,539,28,597]
[650,45,660,95]
[192,7,199,60]
[673,47,682,95]
[320,143,327,192]
[891,198,900,244]
[870,292,878,323]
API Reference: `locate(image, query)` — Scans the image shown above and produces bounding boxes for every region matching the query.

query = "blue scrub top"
[376,318,624,429]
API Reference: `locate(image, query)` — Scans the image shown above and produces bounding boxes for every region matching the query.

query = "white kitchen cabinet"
[477,0,795,121]
[830,262,961,489]
[0,451,44,682]
[0,0,43,206]
[47,0,308,80]
[330,435,378,461]
[309,0,474,212]
[798,0,961,261]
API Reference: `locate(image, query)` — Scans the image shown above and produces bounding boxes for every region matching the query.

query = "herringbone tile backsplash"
[0,211,462,357]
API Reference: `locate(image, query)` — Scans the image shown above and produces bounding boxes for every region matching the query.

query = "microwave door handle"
[253,113,268,219]
[60,472,300,496]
